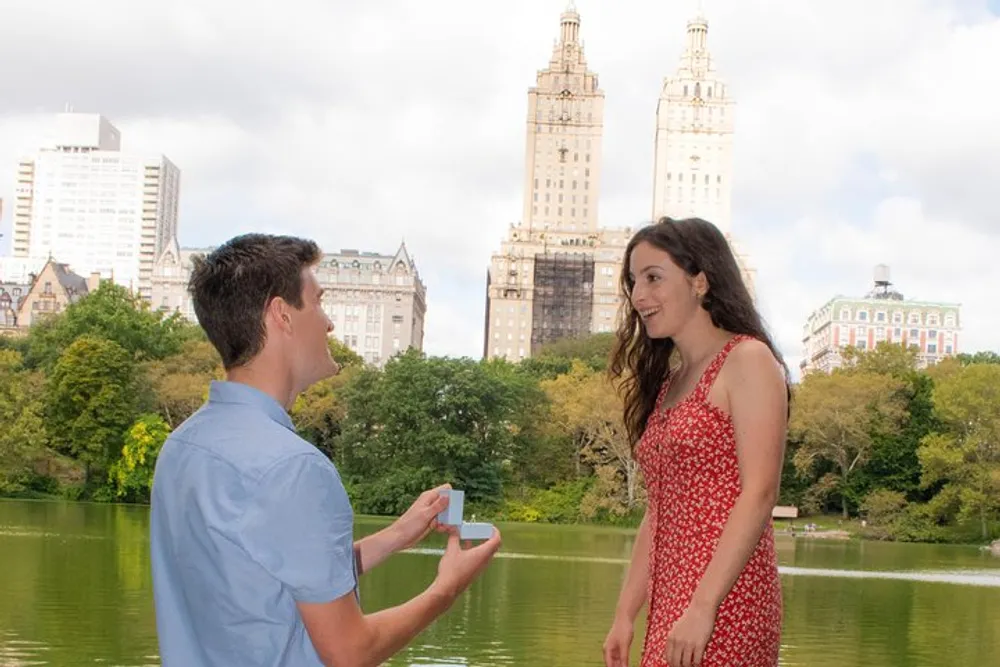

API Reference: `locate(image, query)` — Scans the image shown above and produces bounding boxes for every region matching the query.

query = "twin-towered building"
[484,5,754,361]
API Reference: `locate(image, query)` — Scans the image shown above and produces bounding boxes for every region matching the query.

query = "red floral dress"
[635,335,782,667]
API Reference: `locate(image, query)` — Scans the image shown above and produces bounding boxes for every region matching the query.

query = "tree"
[328,337,364,367]
[143,339,223,427]
[957,350,1000,366]
[520,332,615,379]
[840,343,936,501]
[918,364,1000,540]
[541,360,643,519]
[841,342,919,378]
[25,281,188,369]
[337,349,535,514]
[790,370,908,517]
[0,350,50,494]
[44,336,146,492]
[109,414,171,503]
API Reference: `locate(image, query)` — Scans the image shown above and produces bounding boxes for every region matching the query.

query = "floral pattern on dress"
[635,335,782,667]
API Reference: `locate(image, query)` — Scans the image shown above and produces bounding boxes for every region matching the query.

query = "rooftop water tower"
[869,264,904,300]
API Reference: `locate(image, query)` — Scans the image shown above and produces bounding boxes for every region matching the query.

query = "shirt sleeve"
[238,453,357,604]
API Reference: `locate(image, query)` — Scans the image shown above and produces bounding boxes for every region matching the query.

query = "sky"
[0,0,998,374]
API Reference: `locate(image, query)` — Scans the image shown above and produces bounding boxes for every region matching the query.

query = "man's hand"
[431,528,502,600]
[390,484,452,552]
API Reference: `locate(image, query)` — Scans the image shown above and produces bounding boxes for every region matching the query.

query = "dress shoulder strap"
[692,334,752,402]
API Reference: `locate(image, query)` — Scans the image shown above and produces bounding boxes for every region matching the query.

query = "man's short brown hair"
[189,233,322,369]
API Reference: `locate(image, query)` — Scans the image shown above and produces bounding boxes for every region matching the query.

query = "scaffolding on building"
[530,252,594,354]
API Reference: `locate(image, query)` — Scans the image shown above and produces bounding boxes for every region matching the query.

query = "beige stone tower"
[484,3,631,362]
[650,12,756,297]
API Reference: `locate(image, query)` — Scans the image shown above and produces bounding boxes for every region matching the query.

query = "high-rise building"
[152,241,426,367]
[484,3,631,362]
[11,112,180,300]
[650,12,756,296]
[801,265,961,374]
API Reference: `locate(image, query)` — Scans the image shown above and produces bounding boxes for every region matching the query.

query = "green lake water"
[1,499,998,666]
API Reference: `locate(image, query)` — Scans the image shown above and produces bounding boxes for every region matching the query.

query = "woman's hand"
[664,600,716,667]
[602,616,635,667]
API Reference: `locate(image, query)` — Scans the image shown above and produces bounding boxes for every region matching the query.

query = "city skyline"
[1,0,998,374]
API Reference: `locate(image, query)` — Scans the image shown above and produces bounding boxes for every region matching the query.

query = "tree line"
[0,284,997,543]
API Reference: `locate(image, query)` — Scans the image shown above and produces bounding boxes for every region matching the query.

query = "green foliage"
[109,414,171,503]
[519,332,615,379]
[918,363,1000,540]
[497,479,593,524]
[44,336,146,492]
[337,349,536,513]
[2,281,999,544]
[957,350,1000,366]
[0,350,50,494]
[24,282,189,370]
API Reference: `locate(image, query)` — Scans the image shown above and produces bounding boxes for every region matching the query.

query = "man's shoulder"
[162,402,324,483]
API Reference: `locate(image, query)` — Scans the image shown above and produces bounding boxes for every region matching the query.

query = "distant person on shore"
[150,233,501,667]
[603,218,789,667]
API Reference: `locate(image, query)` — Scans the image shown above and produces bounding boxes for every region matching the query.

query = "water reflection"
[1,501,998,667]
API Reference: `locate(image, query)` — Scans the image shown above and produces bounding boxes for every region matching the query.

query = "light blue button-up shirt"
[150,381,357,666]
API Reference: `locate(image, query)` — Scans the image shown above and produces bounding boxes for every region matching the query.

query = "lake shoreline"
[2,495,996,548]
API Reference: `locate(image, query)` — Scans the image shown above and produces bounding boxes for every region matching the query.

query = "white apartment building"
[801,266,961,374]
[11,112,180,300]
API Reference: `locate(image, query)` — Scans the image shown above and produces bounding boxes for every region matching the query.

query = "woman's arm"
[614,508,652,623]
[689,340,787,612]
[604,508,653,666]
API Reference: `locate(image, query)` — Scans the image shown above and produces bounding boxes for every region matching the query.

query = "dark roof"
[51,262,89,299]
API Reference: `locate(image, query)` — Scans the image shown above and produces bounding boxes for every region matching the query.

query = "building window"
[909,313,921,325]
[840,308,851,321]
[929,330,938,339]
[928,343,937,354]
[910,329,919,339]
[876,312,886,322]
[858,311,868,322]
[945,314,956,327]
[945,344,953,354]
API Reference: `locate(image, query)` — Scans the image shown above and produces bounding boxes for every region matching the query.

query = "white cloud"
[0,0,997,364]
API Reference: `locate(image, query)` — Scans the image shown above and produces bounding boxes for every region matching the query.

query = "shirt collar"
[207,381,295,432]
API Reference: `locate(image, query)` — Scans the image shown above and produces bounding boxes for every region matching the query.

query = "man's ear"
[266,296,294,334]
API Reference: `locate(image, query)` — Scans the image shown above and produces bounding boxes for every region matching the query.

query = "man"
[150,233,501,667]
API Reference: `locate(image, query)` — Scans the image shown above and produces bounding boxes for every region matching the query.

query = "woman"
[602,218,789,667]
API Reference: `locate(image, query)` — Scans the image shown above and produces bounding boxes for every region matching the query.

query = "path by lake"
[1,499,998,666]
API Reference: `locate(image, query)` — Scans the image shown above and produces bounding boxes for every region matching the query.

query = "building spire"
[560,1,581,46]
[686,10,709,54]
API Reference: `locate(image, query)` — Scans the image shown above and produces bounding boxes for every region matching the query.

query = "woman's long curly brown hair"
[608,217,789,450]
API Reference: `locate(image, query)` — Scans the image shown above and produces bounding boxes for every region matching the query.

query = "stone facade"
[152,241,426,367]
[650,12,756,297]
[484,3,630,361]
[12,259,99,330]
